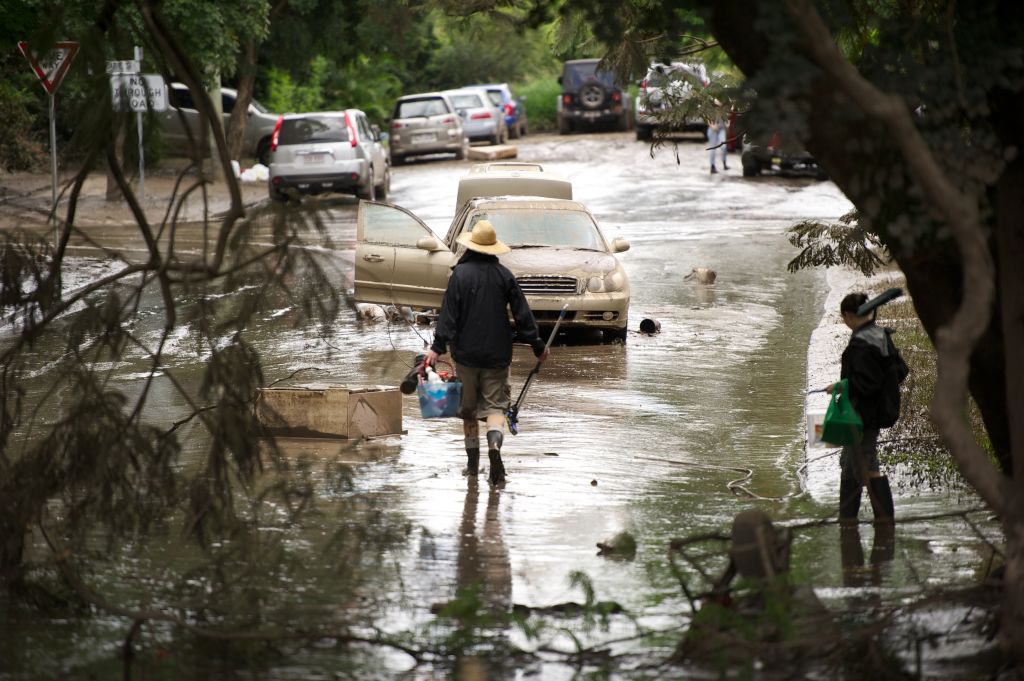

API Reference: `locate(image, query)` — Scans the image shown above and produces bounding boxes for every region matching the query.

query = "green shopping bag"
[820,379,863,446]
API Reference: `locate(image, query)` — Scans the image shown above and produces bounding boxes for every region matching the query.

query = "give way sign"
[18,41,79,94]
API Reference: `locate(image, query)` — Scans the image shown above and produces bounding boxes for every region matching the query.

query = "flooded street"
[3,132,1001,678]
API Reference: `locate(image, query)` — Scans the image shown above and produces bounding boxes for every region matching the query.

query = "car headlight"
[587,270,625,293]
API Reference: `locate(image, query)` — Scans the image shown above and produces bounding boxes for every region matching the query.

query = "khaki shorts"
[455,363,511,420]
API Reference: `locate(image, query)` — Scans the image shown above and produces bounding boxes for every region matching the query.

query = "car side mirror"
[611,237,630,253]
[416,236,440,251]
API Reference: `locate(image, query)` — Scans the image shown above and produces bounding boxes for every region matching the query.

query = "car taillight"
[392,121,403,129]
[441,116,455,124]
[344,111,357,148]
[504,103,514,116]
[270,115,283,152]
[562,94,571,106]
[470,111,492,120]
[612,91,621,103]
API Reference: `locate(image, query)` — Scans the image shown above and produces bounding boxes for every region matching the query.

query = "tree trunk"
[227,40,258,162]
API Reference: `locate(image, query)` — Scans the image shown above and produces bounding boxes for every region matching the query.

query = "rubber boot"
[868,475,895,523]
[839,474,862,521]
[487,430,505,486]
[465,448,479,476]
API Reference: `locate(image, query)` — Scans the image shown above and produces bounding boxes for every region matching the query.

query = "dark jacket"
[840,321,890,429]
[431,251,545,368]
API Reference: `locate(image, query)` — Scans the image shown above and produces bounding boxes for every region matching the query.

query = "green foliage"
[786,210,890,276]
[264,57,329,114]
[515,75,560,130]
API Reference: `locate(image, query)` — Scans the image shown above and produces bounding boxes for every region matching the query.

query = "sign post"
[18,40,79,223]
[108,48,167,202]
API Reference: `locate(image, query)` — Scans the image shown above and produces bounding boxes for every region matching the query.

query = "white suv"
[268,110,390,202]
[634,61,708,141]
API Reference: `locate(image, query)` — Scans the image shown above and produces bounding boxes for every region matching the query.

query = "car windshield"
[278,117,349,145]
[396,98,448,119]
[467,210,605,251]
[450,93,485,109]
[250,98,269,113]
[563,62,618,90]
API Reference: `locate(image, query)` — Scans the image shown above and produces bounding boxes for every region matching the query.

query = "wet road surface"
[4,131,1002,678]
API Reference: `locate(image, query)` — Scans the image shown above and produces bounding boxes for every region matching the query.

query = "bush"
[0,80,46,171]
[515,77,560,132]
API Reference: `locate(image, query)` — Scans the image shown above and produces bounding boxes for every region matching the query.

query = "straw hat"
[456,220,510,255]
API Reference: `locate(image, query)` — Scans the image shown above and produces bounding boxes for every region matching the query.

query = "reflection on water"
[457,479,512,613]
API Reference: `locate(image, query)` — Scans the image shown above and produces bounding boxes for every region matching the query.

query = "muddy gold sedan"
[354,196,631,341]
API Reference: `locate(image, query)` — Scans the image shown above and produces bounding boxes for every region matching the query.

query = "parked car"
[556,58,633,134]
[465,82,528,139]
[388,92,468,165]
[634,61,709,142]
[159,83,279,164]
[267,110,389,202]
[741,134,827,179]
[443,88,508,145]
[354,168,631,342]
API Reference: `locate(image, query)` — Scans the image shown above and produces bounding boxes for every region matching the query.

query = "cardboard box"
[256,383,402,439]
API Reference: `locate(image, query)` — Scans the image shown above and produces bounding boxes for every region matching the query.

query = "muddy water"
[2,133,1001,678]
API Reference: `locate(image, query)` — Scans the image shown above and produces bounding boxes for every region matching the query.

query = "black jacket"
[840,321,891,429]
[431,251,545,368]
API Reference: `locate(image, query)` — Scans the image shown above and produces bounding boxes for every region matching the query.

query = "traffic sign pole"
[135,46,145,200]
[49,93,57,216]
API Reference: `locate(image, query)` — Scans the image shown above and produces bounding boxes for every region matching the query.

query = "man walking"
[424,220,549,486]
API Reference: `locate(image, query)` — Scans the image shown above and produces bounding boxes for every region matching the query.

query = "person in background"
[707,100,729,174]
[828,292,897,523]
[425,220,549,486]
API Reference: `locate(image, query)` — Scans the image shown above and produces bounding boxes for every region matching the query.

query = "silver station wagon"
[353,165,631,342]
[268,110,389,202]
[388,92,468,165]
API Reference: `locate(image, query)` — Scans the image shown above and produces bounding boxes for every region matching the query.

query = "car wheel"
[390,153,404,167]
[741,152,761,177]
[617,110,631,132]
[603,326,628,344]
[269,187,287,203]
[256,137,272,166]
[357,170,375,200]
[636,125,653,141]
[558,115,571,135]
[455,139,468,160]
[375,166,390,200]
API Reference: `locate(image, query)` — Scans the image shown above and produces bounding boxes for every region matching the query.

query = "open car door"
[355,201,454,309]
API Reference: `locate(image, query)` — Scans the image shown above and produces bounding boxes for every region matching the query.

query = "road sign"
[18,41,79,94]
[106,60,140,75]
[111,74,168,112]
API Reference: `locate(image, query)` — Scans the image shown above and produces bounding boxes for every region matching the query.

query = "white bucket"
[807,409,828,449]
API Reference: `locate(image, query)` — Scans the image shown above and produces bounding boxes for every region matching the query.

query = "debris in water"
[544,452,559,456]
[639,318,661,334]
[590,479,598,486]
[596,531,637,560]
[684,267,717,284]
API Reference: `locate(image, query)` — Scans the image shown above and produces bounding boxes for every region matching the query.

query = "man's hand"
[424,349,439,367]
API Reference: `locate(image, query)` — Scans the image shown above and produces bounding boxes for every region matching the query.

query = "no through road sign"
[110,74,167,112]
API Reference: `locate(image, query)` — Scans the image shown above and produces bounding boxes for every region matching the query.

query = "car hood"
[499,248,618,277]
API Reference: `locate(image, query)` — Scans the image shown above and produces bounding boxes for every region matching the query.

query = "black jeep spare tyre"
[578,81,607,110]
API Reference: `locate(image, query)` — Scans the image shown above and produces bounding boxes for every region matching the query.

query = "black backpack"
[878,328,910,428]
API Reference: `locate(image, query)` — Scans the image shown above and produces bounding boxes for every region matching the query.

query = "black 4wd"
[557,59,633,134]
